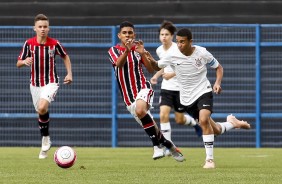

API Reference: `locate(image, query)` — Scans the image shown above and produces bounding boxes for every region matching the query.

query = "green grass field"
[0,147,281,184]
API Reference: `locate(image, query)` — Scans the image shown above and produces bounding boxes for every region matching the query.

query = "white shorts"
[30,83,59,111]
[126,88,154,126]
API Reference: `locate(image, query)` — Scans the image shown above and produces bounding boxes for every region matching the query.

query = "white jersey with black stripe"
[156,42,180,91]
[157,45,219,106]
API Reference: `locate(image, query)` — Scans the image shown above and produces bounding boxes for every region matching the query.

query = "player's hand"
[150,77,158,85]
[64,74,72,84]
[23,57,33,66]
[124,39,134,51]
[134,40,145,55]
[213,84,222,94]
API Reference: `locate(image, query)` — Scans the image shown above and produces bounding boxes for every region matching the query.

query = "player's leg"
[158,89,174,141]
[159,105,172,141]
[37,98,52,159]
[199,109,215,169]
[32,83,58,159]
[210,115,251,136]
[196,92,215,168]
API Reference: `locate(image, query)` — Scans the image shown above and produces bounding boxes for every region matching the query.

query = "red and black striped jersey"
[18,36,67,87]
[108,44,153,106]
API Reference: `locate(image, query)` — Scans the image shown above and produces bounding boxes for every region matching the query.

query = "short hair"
[159,20,177,35]
[119,21,134,31]
[176,28,193,40]
[34,14,49,24]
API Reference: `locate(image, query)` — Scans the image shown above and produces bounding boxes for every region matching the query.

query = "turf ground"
[0,147,281,184]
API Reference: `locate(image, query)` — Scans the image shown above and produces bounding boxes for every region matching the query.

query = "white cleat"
[203,159,215,169]
[152,146,165,160]
[39,150,48,159]
[170,147,185,162]
[41,136,51,152]
[227,114,251,129]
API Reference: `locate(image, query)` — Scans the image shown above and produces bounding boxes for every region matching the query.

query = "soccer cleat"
[152,146,165,160]
[203,159,215,169]
[227,114,251,129]
[193,124,203,137]
[41,136,51,152]
[39,150,48,159]
[170,147,185,162]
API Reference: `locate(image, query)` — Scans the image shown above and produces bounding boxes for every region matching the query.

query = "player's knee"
[135,108,146,119]
[175,117,185,125]
[37,106,48,115]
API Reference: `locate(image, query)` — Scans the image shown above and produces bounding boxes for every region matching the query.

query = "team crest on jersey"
[48,49,55,58]
[195,58,202,67]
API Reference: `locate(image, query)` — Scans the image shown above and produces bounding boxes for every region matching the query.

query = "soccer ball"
[54,146,77,168]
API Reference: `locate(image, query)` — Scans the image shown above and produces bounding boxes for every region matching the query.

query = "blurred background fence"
[0,24,281,148]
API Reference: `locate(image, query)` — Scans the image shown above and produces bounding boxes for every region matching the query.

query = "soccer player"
[146,28,250,169]
[17,14,73,159]
[108,21,184,162]
[150,21,202,156]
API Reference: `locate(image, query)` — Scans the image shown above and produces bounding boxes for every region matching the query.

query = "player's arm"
[145,51,162,71]
[150,68,164,84]
[162,72,176,80]
[134,40,154,73]
[115,49,129,68]
[16,57,33,68]
[213,63,223,94]
[62,55,73,84]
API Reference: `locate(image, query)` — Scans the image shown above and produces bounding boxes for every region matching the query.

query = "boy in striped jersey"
[108,21,184,161]
[17,14,73,159]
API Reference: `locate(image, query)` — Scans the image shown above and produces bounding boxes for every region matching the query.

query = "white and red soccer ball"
[54,146,77,168]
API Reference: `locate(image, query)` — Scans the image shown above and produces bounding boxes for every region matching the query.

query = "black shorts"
[159,89,185,113]
[184,91,213,120]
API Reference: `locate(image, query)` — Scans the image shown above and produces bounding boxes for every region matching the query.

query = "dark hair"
[34,14,48,24]
[159,20,177,35]
[176,28,193,40]
[119,21,134,31]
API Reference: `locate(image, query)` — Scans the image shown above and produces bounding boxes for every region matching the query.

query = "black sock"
[158,132,173,149]
[38,112,50,136]
[140,114,160,146]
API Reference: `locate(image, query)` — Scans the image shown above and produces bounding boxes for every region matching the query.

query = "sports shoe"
[170,147,185,162]
[203,159,215,169]
[164,148,171,157]
[41,136,51,151]
[152,146,165,160]
[227,114,251,129]
[39,150,48,159]
[193,124,203,137]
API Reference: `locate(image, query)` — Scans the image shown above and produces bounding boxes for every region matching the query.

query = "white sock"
[184,115,197,126]
[218,122,234,134]
[160,122,171,141]
[203,134,214,160]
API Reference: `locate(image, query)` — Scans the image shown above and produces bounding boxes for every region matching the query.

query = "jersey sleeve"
[203,49,219,69]
[157,55,171,69]
[17,41,29,60]
[108,46,120,66]
[56,41,67,57]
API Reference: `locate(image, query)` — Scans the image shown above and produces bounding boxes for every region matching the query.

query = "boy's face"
[176,35,193,55]
[34,20,49,38]
[159,28,173,45]
[118,27,135,46]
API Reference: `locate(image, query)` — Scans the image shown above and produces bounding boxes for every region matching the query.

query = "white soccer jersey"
[158,45,219,106]
[156,42,180,91]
